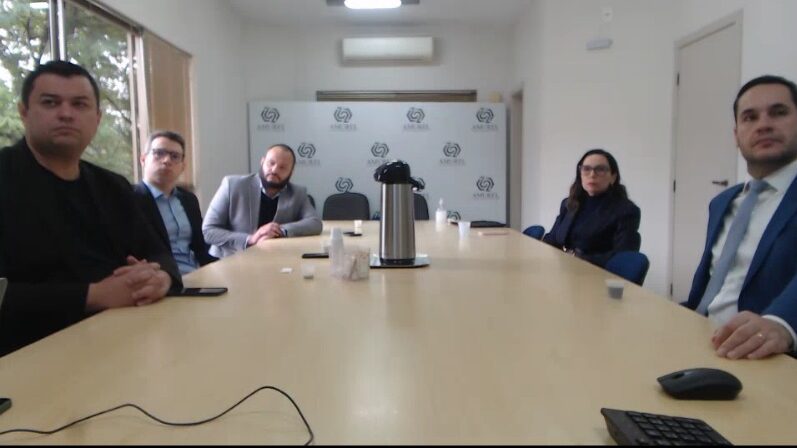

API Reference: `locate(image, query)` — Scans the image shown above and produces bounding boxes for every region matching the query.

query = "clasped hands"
[712,311,794,359]
[86,256,171,312]
[247,222,284,246]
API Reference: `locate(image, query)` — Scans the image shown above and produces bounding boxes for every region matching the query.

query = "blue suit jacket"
[685,175,797,331]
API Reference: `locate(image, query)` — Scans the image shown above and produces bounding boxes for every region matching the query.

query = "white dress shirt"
[706,158,797,344]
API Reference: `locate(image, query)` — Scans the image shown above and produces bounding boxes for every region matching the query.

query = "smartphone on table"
[172,287,228,297]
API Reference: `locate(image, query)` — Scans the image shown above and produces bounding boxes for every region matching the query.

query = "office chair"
[605,251,650,286]
[322,192,370,220]
[522,225,545,240]
[414,194,430,220]
[308,194,316,209]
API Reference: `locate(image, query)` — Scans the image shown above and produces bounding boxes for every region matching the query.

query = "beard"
[260,169,292,190]
[28,133,87,162]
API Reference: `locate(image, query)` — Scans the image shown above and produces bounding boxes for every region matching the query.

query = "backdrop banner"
[248,101,506,222]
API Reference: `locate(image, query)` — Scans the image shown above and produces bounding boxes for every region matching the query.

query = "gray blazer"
[202,174,322,258]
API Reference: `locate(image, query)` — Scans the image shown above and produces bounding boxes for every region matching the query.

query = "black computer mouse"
[657,368,742,400]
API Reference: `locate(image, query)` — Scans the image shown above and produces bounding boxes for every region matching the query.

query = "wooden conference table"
[1,221,796,444]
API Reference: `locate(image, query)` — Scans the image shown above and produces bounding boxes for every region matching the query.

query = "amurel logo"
[404,107,429,131]
[440,142,465,166]
[476,107,494,123]
[474,176,499,200]
[334,107,352,123]
[443,142,461,157]
[257,107,285,131]
[331,106,357,131]
[476,176,495,192]
[297,142,316,158]
[296,143,320,167]
[370,142,390,158]
[335,177,354,193]
[407,107,425,123]
[261,107,280,123]
[367,142,390,166]
[473,107,498,132]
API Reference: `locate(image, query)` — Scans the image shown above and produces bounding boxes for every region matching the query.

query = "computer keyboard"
[601,408,732,445]
[449,220,506,228]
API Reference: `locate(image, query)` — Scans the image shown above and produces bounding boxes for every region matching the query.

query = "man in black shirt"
[0,61,181,356]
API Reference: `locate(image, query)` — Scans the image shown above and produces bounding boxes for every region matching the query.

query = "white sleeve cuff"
[763,315,796,351]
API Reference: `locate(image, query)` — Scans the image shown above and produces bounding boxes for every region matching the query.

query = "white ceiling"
[226,0,532,27]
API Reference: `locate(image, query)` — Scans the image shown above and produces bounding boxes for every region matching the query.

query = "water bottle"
[329,227,344,275]
[435,198,447,227]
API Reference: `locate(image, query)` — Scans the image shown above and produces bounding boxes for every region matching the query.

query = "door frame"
[668,10,743,299]
[509,88,524,230]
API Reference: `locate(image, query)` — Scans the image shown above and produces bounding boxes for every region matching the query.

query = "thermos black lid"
[374,160,412,184]
[373,160,424,190]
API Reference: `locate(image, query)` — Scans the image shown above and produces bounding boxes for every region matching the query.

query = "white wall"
[102,0,247,209]
[514,0,678,296]
[240,24,514,103]
[512,1,544,231]
[675,0,797,181]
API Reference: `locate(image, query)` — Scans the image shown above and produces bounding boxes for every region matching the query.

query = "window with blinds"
[139,32,195,187]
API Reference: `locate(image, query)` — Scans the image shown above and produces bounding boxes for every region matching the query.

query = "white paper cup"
[301,264,315,279]
[353,219,363,234]
[605,279,625,299]
[458,221,471,238]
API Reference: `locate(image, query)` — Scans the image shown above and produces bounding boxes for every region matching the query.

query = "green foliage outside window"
[0,0,135,180]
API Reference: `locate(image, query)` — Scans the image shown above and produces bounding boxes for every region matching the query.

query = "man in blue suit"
[686,75,797,360]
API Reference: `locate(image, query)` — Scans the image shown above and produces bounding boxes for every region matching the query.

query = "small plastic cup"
[458,221,471,238]
[605,279,625,299]
[301,264,315,280]
[353,219,363,234]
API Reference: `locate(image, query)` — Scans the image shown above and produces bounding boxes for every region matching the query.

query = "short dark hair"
[566,148,629,211]
[147,130,186,154]
[21,60,101,110]
[268,143,296,166]
[733,75,797,122]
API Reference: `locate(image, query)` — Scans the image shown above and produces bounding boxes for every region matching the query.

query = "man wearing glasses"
[134,131,216,275]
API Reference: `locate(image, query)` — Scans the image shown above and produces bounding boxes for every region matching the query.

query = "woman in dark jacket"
[543,149,641,267]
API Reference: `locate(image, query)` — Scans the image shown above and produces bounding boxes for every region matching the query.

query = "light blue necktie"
[696,179,769,315]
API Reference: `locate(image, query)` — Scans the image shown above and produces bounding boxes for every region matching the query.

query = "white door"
[671,18,741,302]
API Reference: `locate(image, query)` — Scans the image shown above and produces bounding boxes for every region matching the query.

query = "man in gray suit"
[202,144,322,258]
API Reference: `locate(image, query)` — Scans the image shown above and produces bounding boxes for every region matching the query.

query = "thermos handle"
[410,177,425,191]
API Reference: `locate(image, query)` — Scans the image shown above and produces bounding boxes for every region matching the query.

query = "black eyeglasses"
[150,148,184,162]
[579,164,610,176]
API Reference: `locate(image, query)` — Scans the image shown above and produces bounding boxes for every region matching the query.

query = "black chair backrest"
[322,192,370,220]
[414,194,430,220]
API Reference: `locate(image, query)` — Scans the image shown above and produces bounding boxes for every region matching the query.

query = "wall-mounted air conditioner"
[341,37,434,62]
